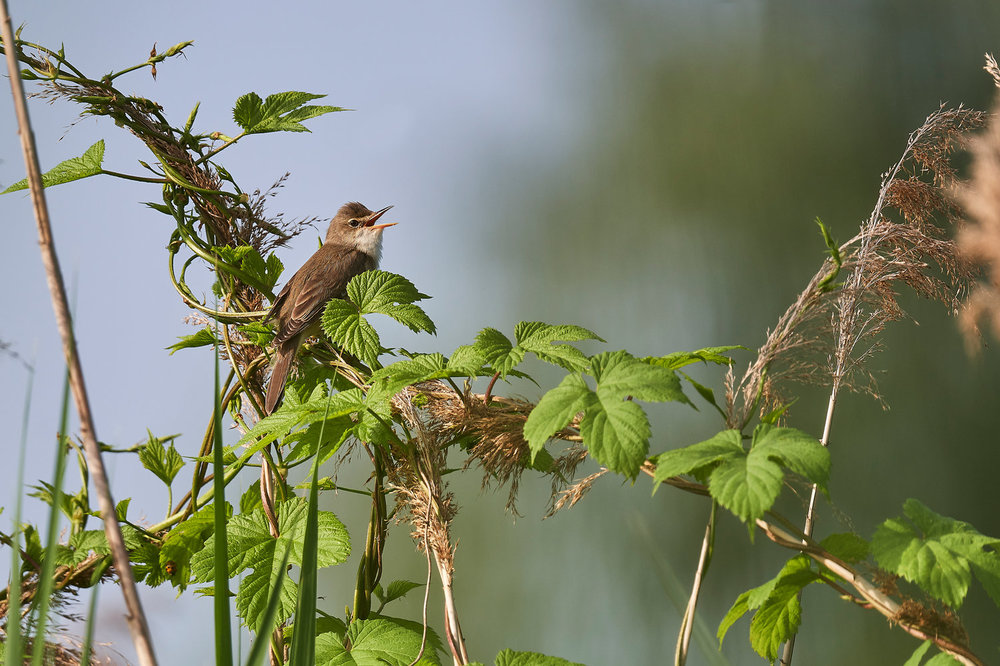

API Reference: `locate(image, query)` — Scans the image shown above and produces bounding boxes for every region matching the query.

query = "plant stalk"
[0,13,157,666]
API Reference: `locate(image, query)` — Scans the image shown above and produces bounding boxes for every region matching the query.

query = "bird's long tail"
[265,345,295,414]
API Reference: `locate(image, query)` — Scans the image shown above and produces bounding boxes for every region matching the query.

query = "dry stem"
[0,14,156,666]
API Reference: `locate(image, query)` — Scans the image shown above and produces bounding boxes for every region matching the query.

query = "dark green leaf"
[315,616,443,666]
[233,91,344,134]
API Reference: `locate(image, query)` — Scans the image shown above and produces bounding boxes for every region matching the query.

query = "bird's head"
[325,202,396,258]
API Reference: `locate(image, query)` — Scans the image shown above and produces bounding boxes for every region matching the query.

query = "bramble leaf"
[191,499,349,632]
[315,616,443,665]
[495,649,585,666]
[233,91,344,134]
[645,345,744,370]
[3,140,105,193]
[653,429,743,486]
[138,432,184,486]
[522,373,594,458]
[167,327,218,354]
[872,499,1000,608]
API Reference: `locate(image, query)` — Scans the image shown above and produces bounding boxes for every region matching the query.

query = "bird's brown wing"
[274,245,375,345]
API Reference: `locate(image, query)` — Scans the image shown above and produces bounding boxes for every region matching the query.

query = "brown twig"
[0,15,157,666]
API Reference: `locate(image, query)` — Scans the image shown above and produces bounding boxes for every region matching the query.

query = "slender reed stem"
[0,12,157,665]
[675,501,716,666]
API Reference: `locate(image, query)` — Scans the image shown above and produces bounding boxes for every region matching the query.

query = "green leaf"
[346,270,435,334]
[315,616,443,666]
[514,321,602,372]
[652,429,743,486]
[323,299,381,367]
[166,327,218,354]
[159,505,219,589]
[191,499,350,632]
[233,91,344,134]
[592,350,689,404]
[322,271,435,366]
[68,530,110,565]
[494,649,585,666]
[522,374,594,458]
[475,328,523,378]
[749,566,818,660]
[579,397,650,477]
[708,447,784,524]
[446,344,489,376]
[375,580,424,606]
[924,653,962,665]
[138,432,184,486]
[646,345,744,370]
[751,427,829,488]
[870,498,1000,608]
[2,140,104,193]
[368,354,460,399]
[233,386,363,467]
[717,589,751,647]
[903,641,934,666]
[819,533,869,564]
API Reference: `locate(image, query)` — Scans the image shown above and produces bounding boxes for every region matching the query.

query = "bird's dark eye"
[349,219,361,228]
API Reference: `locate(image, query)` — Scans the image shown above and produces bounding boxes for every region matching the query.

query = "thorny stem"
[0,16,158,665]
[675,501,716,666]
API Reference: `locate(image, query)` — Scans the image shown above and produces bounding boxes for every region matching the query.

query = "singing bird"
[264,202,396,413]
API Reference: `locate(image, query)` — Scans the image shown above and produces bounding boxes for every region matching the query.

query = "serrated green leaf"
[368,354,457,399]
[166,327,218,354]
[3,140,105,193]
[749,569,816,660]
[708,447,783,524]
[751,427,829,488]
[115,498,131,521]
[191,498,350,632]
[903,640,934,666]
[68,530,110,565]
[819,533,869,563]
[376,580,424,606]
[653,429,743,486]
[159,505,219,589]
[522,374,594,457]
[316,616,443,666]
[233,387,364,468]
[592,350,690,404]
[233,91,344,134]
[514,321,603,372]
[646,345,744,370]
[137,433,184,486]
[580,397,650,478]
[346,270,435,333]
[871,499,994,608]
[494,649,585,666]
[321,299,381,367]
[446,344,489,376]
[717,589,751,647]
[475,328,524,378]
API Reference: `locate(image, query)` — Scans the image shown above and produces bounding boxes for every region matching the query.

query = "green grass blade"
[244,543,292,666]
[288,391,333,664]
[79,584,100,666]
[213,329,234,666]
[30,368,72,666]
[6,363,35,665]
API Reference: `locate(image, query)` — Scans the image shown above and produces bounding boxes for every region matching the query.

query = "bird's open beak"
[364,205,396,230]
